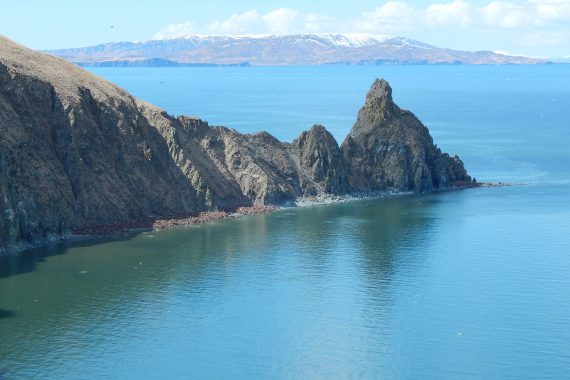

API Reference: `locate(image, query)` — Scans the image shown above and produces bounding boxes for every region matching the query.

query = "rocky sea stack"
[342,79,471,192]
[0,35,470,254]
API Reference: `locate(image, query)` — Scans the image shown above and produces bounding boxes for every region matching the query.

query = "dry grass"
[0,35,135,107]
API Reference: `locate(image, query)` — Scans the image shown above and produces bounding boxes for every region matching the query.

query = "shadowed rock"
[341,79,470,193]
[290,125,349,195]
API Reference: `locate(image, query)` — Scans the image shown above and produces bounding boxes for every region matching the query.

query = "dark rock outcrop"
[290,125,349,195]
[342,79,470,192]
[0,35,470,254]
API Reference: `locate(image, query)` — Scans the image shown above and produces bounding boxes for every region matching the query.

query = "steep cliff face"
[342,79,471,192]
[0,35,471,254]
[290,125,349,195]
[0,38,213,252]
[167,118,303,206]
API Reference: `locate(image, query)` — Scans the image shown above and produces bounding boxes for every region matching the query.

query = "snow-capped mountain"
[47,34,546,66]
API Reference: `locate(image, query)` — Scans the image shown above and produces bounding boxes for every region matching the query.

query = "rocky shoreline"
[0,205,278,257]
[0,36,477,255]
[0,182,512,257]
[294,181,511,206]
[70,205,278,236]
[71,181,507,237]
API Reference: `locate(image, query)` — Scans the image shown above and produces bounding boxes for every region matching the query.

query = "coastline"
[71,182,492,237]
[70,205,278,235]
[66,182,508,236]
[0,182,510,257]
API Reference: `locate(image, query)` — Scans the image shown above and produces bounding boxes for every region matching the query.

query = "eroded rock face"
[341,79,471,193]
[290,125,349,195]
[171,121,303,206]
[0,35,471,254]
[0,45,210,253]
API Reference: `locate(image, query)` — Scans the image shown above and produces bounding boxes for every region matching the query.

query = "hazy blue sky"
[2,0,569,57]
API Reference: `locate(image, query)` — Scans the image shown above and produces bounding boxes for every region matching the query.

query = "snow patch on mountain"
[155,33,435,49]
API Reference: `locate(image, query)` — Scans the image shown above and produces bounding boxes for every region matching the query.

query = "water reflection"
[0,195,444,378]
[0,234,142,280]
[356,195,439,280]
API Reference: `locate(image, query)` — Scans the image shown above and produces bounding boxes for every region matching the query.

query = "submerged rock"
[0,36,470,254]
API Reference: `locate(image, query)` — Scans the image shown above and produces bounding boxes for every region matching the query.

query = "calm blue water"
[89,65,570,184]
[1,65,569,379]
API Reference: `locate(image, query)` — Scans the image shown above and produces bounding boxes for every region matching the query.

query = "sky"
[2,0,569,58]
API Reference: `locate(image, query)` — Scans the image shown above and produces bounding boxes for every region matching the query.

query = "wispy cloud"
[350,0,570,31]
[351,2,417,33]
[426,1,475,27]
[154,22,196,40]
[153,8,336,38]
[152,1,570,54]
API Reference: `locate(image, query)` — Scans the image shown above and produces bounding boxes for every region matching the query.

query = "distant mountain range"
[46,34,549,66]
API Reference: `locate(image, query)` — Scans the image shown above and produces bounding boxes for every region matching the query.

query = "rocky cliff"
[289,125,349,195]
[342,79,471,192]
[0,35,470,254]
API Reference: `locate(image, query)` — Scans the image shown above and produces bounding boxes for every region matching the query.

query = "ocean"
[1,65,569,379]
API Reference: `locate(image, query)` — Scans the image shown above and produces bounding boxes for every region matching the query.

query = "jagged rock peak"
[341,78,471,193]
[296,124,335,142]
[348,79,403,139]
[365,79,399,115]
[291,124,349,195]
[367,78,394,106]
